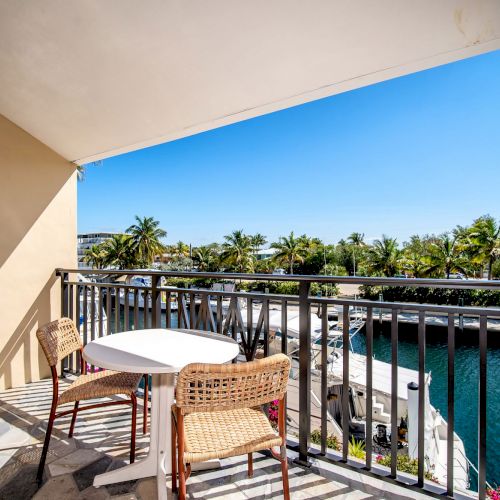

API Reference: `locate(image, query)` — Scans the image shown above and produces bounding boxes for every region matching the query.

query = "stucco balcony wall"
[0,114,77,390]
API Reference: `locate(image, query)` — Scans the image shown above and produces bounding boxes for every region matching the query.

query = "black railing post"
[478,315,487,500]
[151,274,161,329]
[60,271,69,317]
[296,280,311,467]
[447,313,455,496]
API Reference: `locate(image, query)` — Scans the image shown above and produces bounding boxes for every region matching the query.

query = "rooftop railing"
[57,268,500,499]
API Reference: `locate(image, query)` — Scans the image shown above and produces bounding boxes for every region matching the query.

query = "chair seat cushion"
[58,370,142,405]
[174,406,283,464]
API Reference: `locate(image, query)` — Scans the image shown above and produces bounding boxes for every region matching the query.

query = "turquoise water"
[351,326,500,490]
[110,308,499,489]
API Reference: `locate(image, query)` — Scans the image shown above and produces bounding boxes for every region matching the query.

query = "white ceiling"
[0,0,499,164]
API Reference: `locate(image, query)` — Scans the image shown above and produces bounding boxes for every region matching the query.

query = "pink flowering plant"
[487,487,500,500]
[268,399,279,428]
[85,362,103,373]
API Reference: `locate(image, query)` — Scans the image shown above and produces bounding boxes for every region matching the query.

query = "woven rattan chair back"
[176,353,290,415]
[36,317,83,367]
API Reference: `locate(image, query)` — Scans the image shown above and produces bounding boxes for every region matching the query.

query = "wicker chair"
[35,318,143,484]
[171,353,291,500]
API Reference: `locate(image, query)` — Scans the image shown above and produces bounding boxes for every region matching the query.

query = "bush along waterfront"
[360,286,500,307]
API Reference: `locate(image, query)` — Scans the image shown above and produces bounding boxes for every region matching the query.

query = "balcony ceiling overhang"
[0,1,499,164]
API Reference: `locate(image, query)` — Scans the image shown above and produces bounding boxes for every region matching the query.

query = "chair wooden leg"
[37,408,56,485]
[68,401,79,438]
[248,453,253,477]
[171,416,177,493]
[130,393,137,464]
[280,449,290,500]
[177,410,186,500]
[142,374,148,434]
[178,455,186,500]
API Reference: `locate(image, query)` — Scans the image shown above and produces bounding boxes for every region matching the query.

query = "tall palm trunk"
[489,256,494,280]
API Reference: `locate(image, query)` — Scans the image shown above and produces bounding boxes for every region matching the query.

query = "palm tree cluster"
[83,216,167,269]
[84,215,500,279]
[357,215,500,279]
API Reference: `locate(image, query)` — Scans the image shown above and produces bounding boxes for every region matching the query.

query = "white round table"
[83,328,239,500]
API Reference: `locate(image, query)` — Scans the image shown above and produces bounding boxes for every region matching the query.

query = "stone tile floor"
[0,377,433,499]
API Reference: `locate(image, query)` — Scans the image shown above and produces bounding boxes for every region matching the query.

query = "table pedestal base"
[93,373,174,500]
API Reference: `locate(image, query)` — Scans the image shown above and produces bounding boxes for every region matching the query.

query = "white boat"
[314,351,469,490]
[119,277,178,311]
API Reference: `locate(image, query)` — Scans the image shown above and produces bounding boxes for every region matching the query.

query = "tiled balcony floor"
[0,377,432,499]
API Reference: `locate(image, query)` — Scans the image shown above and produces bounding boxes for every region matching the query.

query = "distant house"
[254,248,277,261]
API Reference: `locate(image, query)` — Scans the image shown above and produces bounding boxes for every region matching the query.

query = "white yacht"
[118,276,178,311]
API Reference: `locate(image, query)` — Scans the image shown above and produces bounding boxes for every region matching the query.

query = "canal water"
[110,309,499,490]
[351,324,499,491]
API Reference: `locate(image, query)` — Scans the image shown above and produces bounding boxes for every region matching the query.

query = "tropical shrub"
[310,429,341,451]
[348,437,366,459]
[163,277,218,289]
[360,286,500,307]
[375,454,438,482]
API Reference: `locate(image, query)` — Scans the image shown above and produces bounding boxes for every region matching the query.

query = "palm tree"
[347,232,365,246]
[126,216,167,267]
[221,230,255,273]
[172,241,190,258]
[76,164,85,181]
[347,232,366,276]
[366,235,401,277]
[469,215,500,280]
[250,233,267,255]
[401,250,428,278]
[271,231,309,274]
[103,234,136,270]
[192,246,219,272]
[297,234,322,251]
[75,160,102,181]
[425,233,468,279]
[401,235,433,278]
[83,244,106,269]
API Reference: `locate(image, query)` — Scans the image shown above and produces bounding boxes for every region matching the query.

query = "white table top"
[83,328,239,373]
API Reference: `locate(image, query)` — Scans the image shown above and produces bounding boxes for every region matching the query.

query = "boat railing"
[456,446,493,491]
[57,268,500,500]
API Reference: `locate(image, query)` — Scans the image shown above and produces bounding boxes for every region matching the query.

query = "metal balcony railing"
[57,268,500,499]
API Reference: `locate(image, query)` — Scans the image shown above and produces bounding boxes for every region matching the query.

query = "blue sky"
[78,50,500,246]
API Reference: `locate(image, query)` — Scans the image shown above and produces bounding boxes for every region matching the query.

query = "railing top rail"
[57,278,500,316]
[57,268,500,290]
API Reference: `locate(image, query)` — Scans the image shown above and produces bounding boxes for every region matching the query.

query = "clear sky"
[78,50,500,246]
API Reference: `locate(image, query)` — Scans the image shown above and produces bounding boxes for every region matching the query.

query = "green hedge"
[240,281,339,297]
[164,277,219,289]
[360,285,500,307]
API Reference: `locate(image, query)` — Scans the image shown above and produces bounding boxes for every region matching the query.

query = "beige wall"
[0,114,76,389]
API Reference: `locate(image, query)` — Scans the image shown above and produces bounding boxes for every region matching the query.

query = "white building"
[254,248,277,261]
[77,232,121,267]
